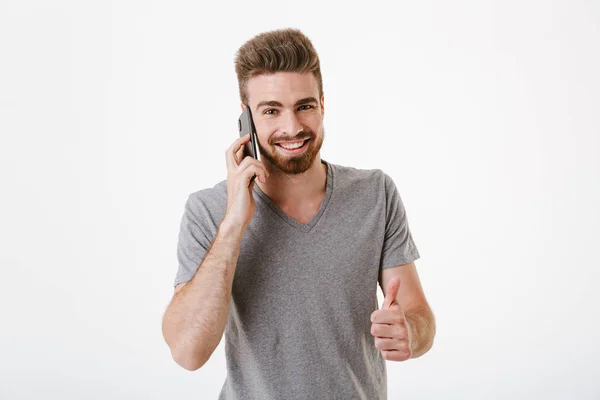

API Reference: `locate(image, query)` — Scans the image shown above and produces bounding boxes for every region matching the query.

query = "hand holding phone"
[224,134,268,229]
[224,108,268,229]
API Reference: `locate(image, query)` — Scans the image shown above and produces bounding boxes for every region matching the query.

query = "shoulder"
[183,179,228,225]
[187,179,227,206]
[329,161,387,192]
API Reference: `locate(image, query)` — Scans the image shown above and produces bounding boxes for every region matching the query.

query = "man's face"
[245,72,325,175]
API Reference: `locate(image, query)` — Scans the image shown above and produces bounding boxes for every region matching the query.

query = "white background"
[1,0,599,399]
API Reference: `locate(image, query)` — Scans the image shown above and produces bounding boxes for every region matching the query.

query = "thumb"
[383,276,401,309]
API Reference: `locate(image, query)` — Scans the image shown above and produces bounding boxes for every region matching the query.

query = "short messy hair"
[234,28,323,107]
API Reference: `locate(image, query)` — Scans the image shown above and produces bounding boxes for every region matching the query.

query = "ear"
[320,92,325,117]
[241,103,246,111]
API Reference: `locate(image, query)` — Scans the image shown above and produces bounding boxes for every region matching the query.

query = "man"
[162,28,436,400]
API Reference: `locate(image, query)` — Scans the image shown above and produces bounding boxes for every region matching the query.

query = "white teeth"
[279,140,306,149]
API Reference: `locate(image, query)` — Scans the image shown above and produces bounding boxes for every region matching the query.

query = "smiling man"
[162,28,436,400]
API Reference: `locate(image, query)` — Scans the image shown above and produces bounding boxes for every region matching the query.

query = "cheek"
[256,120,277,135]
[298,115,322,134]
[304,113,322,125]
[253,122,272,144]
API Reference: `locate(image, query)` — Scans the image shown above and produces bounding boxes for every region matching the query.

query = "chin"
[261,138,323,175]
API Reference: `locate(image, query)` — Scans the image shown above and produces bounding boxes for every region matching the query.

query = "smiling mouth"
[275,138,311,153]
[276,138,310,148]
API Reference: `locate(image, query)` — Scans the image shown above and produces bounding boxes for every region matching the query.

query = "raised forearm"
[162,219,245,370]
[406,307,436,359]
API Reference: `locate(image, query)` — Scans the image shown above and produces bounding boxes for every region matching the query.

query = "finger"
[374,337,404,351]
[235,144,245,165]
[239,164,268,187]
[371,322,405,339]
[383,277,401,309]
[239,157,269,179]
[382,349,411,362]
[235,135,253,165]
[371,309,404,325]
[370,323,396,338]
[226,134,251,170]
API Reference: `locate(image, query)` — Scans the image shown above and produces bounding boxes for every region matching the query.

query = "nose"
[281,109,304,137]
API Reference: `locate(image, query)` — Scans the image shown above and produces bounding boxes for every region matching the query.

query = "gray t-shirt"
[174,159,420,400]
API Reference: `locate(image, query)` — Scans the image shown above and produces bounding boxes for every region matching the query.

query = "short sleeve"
[380,172,420,269]
[174,193,213,288]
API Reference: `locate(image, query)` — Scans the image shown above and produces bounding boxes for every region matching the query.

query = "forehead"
[247,72,319,106]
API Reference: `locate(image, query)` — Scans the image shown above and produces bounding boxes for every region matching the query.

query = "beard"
[257,127,325,175]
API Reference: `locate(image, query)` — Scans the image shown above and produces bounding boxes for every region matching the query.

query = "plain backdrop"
[1,0,599,399]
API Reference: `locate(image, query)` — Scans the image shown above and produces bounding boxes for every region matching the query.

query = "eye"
[264,105,313,115]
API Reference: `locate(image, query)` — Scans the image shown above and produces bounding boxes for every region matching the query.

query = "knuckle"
[370,311,377,322]
[240,158,252,168]
[239,157,251,168]
[401,341,410,352]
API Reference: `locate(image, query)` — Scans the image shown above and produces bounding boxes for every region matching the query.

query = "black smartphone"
[238,105,259,159]
[238,105,259,184]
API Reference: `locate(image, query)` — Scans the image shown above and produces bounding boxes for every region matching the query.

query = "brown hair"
[234,28,323,107]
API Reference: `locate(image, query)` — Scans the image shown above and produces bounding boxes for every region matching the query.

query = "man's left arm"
[373,261,436,360]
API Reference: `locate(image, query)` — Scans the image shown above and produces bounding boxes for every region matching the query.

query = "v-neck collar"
[252,159,334,233]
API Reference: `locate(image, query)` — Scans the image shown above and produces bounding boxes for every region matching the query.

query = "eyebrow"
[255,97,319,112]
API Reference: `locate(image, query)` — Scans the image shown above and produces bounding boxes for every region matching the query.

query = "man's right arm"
[162,217,246,371]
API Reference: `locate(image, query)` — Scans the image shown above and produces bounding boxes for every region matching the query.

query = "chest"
[232,201,386,310]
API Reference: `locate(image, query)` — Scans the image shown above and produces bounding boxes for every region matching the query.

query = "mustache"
[271,132,313,144]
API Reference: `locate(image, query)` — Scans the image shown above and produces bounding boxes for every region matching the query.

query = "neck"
[256,156,327,207]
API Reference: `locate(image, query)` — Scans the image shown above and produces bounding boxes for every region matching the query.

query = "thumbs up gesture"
[370,277,413,361]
